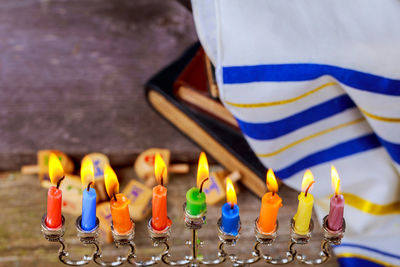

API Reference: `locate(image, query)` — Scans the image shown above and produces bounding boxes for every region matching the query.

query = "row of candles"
[45,152,344,237]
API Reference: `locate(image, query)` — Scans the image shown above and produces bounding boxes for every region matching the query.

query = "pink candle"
[327,194,344,231]
[327,166,344,231]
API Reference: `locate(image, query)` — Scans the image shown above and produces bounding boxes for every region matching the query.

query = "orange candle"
[257,169,282,234]
[104,165,133,234]
[151,153,171,231]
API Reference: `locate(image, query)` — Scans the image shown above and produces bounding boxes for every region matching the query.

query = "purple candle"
[327,194,344,231]
[327,166,344,231]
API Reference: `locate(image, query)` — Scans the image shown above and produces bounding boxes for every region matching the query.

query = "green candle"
[186,187,206,216]
[185,152,209,216]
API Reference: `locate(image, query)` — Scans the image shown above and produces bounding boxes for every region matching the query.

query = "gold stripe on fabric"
[360,108,400,123]
[336,253,397,267]
[256,118,365,157]
[224,82,337,108]
[342,193,400,216]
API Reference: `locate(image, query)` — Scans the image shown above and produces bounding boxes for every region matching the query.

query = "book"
[145,43,267,197]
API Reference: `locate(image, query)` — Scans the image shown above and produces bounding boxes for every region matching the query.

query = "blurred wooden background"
[0,0,200,170]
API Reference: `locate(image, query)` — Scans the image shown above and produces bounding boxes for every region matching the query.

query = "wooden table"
[0,168,338,266]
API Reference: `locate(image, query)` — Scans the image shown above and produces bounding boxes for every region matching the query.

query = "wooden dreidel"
[134,148,189,187]
[97,202,113,243]
[203,170,242,205]
[81,153,109,201]
[202,170,226,205]
[58,174,83,216]
[122,179,153,222]
[218,170,242,194]
[22,150,74,187]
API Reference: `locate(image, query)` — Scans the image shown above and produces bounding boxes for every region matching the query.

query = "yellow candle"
[293,170,315,235]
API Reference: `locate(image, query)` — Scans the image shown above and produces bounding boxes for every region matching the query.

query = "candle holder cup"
[290,218,314,244]
[75,216,100,244]
[41,213,65,242]
[217,217,241,245]
[42,211,345,266]
[254,217,278,245]
[183,202,206,230]
[322,215,345,245]
[111,219,135,246]
[147,217,172,244]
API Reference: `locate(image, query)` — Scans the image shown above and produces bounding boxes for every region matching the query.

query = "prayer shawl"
[192,1,400,266]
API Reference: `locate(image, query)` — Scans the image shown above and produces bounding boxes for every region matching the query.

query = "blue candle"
[221,203,240,235]
[81,187,97,231]
[221,178,240,235]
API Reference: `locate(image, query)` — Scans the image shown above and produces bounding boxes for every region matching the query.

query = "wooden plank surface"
[0,0,200,170]
[0,168,338,266]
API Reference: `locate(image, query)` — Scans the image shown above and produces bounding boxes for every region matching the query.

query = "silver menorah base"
[41,204,345,266]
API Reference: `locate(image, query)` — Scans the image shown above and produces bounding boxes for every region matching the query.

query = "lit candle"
[257,169,282,234]
[80,158,97,231]
[221,178,240,235]
[151,153,171,231]
[327,166,344,231]
[293,170,315,235]
[46,153,65,229]
[185,152,208,216]
[104,165,132,234]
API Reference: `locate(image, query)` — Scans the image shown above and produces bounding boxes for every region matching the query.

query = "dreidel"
[122,179,153,222]
[202,170,242,205]
[81,153,109,201]
[134,148,189,187]
[58,174,83,216]
[21,150,74,187]
[97,202,113,243]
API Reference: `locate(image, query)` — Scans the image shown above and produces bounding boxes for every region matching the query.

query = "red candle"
[45,153,65,229]
[46,186,62,228]
[327,166,344,231]
[151,153,171,231]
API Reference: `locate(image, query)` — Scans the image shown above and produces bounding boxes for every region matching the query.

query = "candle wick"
[159,167,166,186]
[230,202,234,209]
[199,177,209,193]
[272,191,275,196]
[56,176,65,189]
[113,192,117,201]
[304,181,315,197]
[87,181,93,192]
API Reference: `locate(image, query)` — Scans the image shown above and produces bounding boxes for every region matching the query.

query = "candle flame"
[196,152,209,188]
[266,169,278,193]
[226,178,237,207]
[49,153,64,185]
[301,169,315,193]
[81,157,95,188]
[331,165,340,196]
[104,165,119,198]
[154,152,167,186]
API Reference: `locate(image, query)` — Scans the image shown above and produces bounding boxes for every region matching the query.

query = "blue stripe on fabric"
[222,64,400,96]
[338,257,385,267]
[337,243,400,260]
[236,95,355,140]
[275,134,381,179]
[376,137,400,165]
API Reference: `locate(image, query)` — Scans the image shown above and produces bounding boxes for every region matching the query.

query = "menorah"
[41,203,345,266]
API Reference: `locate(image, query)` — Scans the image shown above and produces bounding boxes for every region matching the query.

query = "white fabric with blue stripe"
[192,0,400,266]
